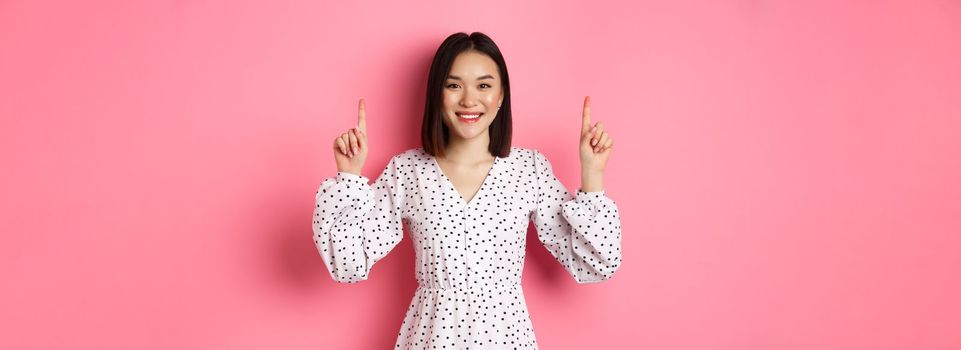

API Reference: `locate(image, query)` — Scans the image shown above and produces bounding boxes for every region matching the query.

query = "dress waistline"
[416,283,521,291]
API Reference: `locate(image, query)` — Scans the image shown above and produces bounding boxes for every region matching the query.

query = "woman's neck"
[442,133,493,164]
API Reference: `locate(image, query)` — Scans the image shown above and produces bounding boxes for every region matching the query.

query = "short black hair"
[421,32,512,158]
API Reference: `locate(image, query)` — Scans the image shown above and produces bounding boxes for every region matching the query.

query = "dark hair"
[421,32,512,158]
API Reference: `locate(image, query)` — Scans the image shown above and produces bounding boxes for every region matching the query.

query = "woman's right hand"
[333,98,368,176]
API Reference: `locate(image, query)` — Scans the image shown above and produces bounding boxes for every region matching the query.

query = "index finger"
[581,95,591,133]
[357,98,367,132]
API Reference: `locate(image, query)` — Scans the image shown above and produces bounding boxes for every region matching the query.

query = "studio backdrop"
[2,0,960,349]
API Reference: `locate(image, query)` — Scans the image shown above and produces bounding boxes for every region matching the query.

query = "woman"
[312,32,621,349]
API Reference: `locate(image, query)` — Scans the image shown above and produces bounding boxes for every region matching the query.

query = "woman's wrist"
[580,169,604,192]
[337,166,362,176]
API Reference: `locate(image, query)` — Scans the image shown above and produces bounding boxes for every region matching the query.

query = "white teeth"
[458,113,482,119]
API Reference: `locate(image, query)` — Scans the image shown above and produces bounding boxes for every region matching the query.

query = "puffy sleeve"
[529,150,622,284]
[311,156,407,283]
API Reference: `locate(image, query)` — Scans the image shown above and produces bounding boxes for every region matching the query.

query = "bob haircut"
[421,32,512,158]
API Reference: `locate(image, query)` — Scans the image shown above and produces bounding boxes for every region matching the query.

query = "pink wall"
[2,0,960,349]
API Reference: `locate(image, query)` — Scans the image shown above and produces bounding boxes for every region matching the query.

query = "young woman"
[313,32,621,349]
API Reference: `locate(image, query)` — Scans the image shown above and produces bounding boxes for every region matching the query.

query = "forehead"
[448,51,499,79]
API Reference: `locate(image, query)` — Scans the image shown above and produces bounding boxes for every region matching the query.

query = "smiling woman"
[313,31,622,350]
[422,32,512,159]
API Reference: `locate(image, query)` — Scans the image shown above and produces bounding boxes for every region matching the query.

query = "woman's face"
[441,51,504,142]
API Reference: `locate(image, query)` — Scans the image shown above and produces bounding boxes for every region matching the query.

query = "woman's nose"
[459,93,477,107]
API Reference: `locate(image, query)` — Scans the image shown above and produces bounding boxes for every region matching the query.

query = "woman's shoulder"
[500,147,546,172]
[397,147,426,158]
[505,146,538,159]
[506,146,547,163]
[388,148,430,165]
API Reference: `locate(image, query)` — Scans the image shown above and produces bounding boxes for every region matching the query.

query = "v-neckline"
[430,153,499,208]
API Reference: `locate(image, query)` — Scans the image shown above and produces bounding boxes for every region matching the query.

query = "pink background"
[2,0,960,349]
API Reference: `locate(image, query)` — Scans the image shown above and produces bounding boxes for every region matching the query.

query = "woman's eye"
[446,83,492,89]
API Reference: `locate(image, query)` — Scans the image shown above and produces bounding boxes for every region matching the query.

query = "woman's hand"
[579,96,612,192]
[333,98,369,176]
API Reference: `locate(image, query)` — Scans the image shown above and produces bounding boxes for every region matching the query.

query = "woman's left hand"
[579,96,613,175]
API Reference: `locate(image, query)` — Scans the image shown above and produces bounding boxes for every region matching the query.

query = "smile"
[456,113,483,124]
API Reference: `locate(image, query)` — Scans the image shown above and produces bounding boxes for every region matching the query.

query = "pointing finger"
[357,98,367,132]
[581,96,591,134]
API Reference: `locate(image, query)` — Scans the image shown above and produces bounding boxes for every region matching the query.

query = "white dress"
[312,146,622,349]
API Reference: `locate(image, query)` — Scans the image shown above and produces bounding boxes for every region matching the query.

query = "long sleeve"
[529,150,622,284]
[312,156,407,283]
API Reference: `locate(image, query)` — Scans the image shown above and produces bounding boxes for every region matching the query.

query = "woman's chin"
[445,119,491,141]
[453,128,486,140]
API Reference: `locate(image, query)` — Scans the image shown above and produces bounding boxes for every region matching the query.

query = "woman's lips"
[456,113,483,124]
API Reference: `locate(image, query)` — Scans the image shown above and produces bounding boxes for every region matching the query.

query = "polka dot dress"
[312,146,622,349]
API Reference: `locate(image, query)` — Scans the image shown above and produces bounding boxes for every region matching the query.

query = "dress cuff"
[562,189,609,221]
[336,171,370,185]
[575,188,606,206]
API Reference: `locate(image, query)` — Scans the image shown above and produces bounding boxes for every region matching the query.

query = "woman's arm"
[530,150,622,283]
[312,156,407,283]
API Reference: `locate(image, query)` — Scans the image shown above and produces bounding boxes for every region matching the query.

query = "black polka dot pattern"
[312,146,622,349]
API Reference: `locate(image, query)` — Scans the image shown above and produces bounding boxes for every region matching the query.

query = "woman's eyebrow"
[447,74,495,81]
